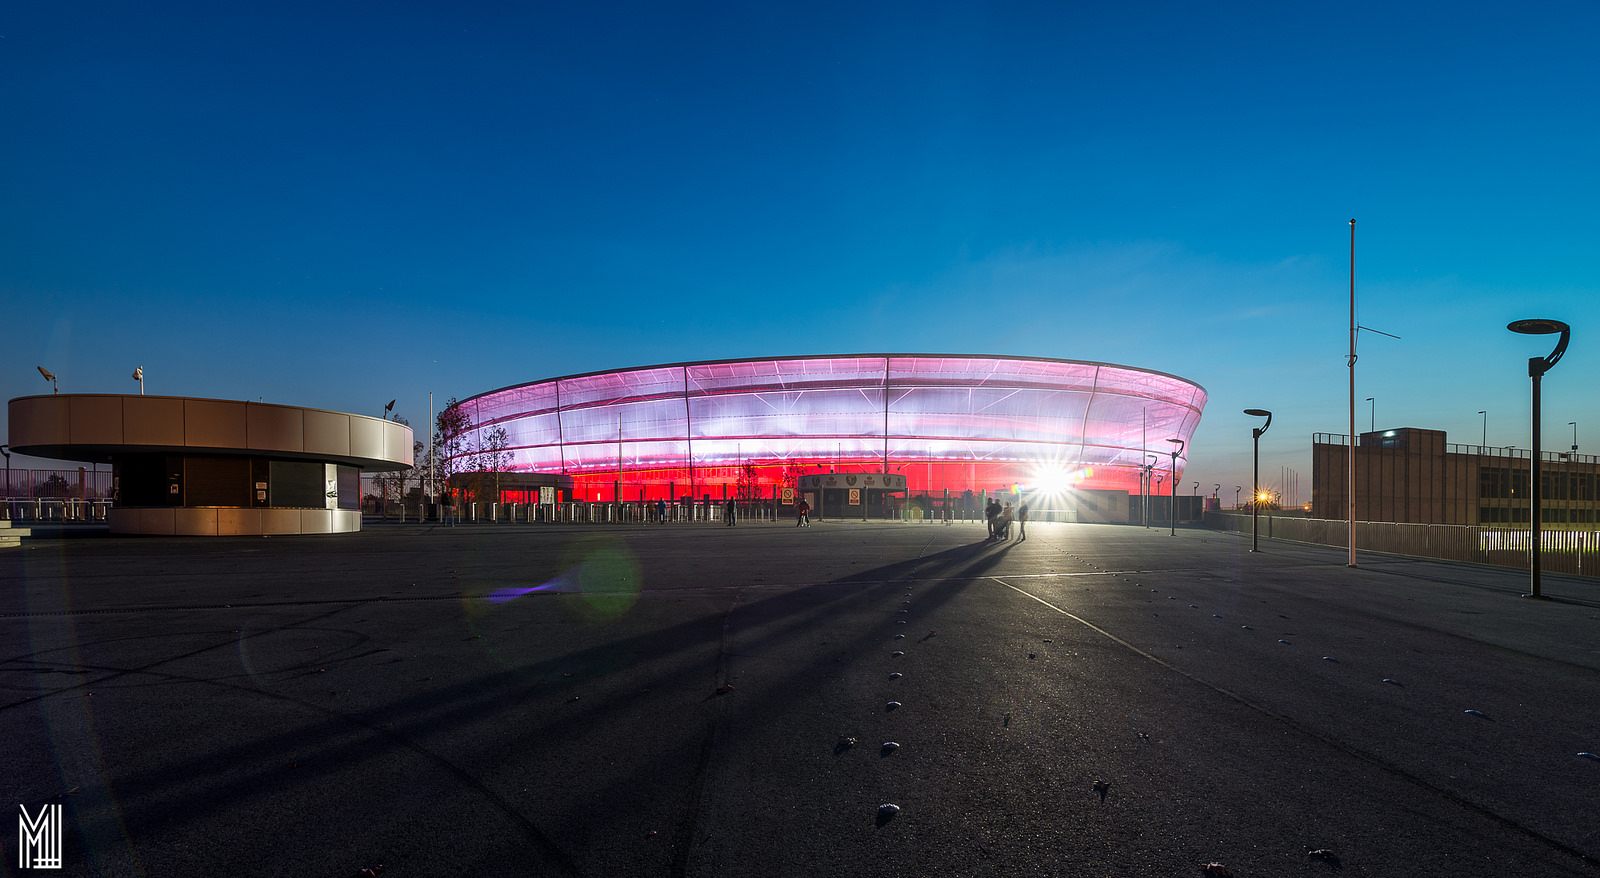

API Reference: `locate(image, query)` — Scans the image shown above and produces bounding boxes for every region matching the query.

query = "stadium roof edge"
[455,353,1207,408]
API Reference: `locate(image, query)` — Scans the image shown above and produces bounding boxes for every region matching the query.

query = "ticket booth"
[797,473,907,520]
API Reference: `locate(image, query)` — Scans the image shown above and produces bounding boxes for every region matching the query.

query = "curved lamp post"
[1245,409,1273,552]
[1508,318,1570,600]
[1166,438,1185,536]
[1234,485,1241,509]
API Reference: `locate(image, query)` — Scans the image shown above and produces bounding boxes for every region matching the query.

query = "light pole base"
[1521,593,1551,601]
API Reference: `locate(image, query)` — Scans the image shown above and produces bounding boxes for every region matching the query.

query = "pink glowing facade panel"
[452,355,1206,496]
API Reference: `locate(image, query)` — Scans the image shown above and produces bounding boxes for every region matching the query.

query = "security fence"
[1205,511,1600,579]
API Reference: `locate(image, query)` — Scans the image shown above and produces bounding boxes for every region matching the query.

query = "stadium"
[445,354,1206,517]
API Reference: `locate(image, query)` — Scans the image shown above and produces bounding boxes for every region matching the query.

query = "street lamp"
[1478,410,1487,449]
[383,400,396,420]
[1234,485,1241,510]
[1245,409,1272,552]
[0,444,10,500]
[1213,483,1220,501]
[1142,454,1158,529]
[1508,318,1570,600]
[1166,438,1184,536]
[1366,397,1375,433]
[36,366,57,394]
[1570,421,1578,454]
[132,366,144,395]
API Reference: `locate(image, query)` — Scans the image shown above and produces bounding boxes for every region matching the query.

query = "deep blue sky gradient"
[4,2,1597,496]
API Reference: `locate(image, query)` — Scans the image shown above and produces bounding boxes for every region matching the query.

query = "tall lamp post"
[1234,485,1241,510]
[1570,421,1578,455]
[0,444,10,500]
[1245,409,1273,552]
[1478,410,1487,448]
[1366,397,1375,433]
[1166,438,1185,536]
[1142,454,1158,528]
[1508,318,1570,600]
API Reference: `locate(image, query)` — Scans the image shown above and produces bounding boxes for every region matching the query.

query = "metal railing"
[1205,511,1600,579]
[2,498,113,523]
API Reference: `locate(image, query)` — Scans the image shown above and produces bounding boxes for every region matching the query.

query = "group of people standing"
[984,499,1028,541]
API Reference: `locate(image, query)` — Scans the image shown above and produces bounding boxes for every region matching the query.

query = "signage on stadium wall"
[798,473,906,491]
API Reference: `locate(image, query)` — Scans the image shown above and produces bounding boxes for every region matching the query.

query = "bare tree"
[434,399,473,498]
[479,425,514,504]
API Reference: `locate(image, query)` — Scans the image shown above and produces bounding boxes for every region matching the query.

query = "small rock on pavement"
[891,651,905,657]
[888,672,903,679]
[1464,708,1488,718]
[1577,752,1600,761]
[1092,779,1110,801]
[881,741,900,753]
[877,803,901,823]
[1198,864,1233,878]
[1307,849,1341,867]
[886,701,901,710]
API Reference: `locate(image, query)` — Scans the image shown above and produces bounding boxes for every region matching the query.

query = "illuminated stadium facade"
[448,354,1206,504]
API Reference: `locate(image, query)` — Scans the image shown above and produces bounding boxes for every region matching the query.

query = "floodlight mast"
[1508,318,1570,600]
[1245,409,1272,552]
[37,366,57,394]
[132,366,144,395]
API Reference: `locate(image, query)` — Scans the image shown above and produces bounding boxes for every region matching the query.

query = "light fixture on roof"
[132,366,144,395]
[36,366,57,394]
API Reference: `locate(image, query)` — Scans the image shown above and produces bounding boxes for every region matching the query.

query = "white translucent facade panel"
[493,410,562,451]
[687,357,889,394]
[888,386,1092,444]
[559,438,690,473]
[887,356,1100,393]
[558,397,688,445]
[558,367,686,409]
[690,388,887,440]
[472,382,558,426]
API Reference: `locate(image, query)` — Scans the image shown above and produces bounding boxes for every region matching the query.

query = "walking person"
[656,498,667,524]
[1017,501,1029,541]
[985,499,1000,539]
[999,502,1014,540]
[724,498,737,527]
[796,497,810,527]
[441,488,456,527]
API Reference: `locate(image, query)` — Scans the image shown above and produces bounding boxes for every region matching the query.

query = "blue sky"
[3,2,1597,498]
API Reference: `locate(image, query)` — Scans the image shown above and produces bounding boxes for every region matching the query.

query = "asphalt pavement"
[2,518,1597,877]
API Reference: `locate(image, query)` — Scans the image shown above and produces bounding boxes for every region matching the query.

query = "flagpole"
[1347,218,1358,568]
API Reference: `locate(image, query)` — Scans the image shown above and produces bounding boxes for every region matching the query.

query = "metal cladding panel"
[247,405,305,454]
[350,415,385,461]
[123,396,186,446]
[7,396,70,448]
[303,409,352,458]
[69,395,125,445]
[174,508,220,536]
[184,399,249,448]
[382,421,413,465]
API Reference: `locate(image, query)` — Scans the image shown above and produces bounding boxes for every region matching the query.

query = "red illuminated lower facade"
[447,354,1207,506]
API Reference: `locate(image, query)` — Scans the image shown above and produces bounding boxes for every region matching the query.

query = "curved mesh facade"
[449,354,1206,501]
